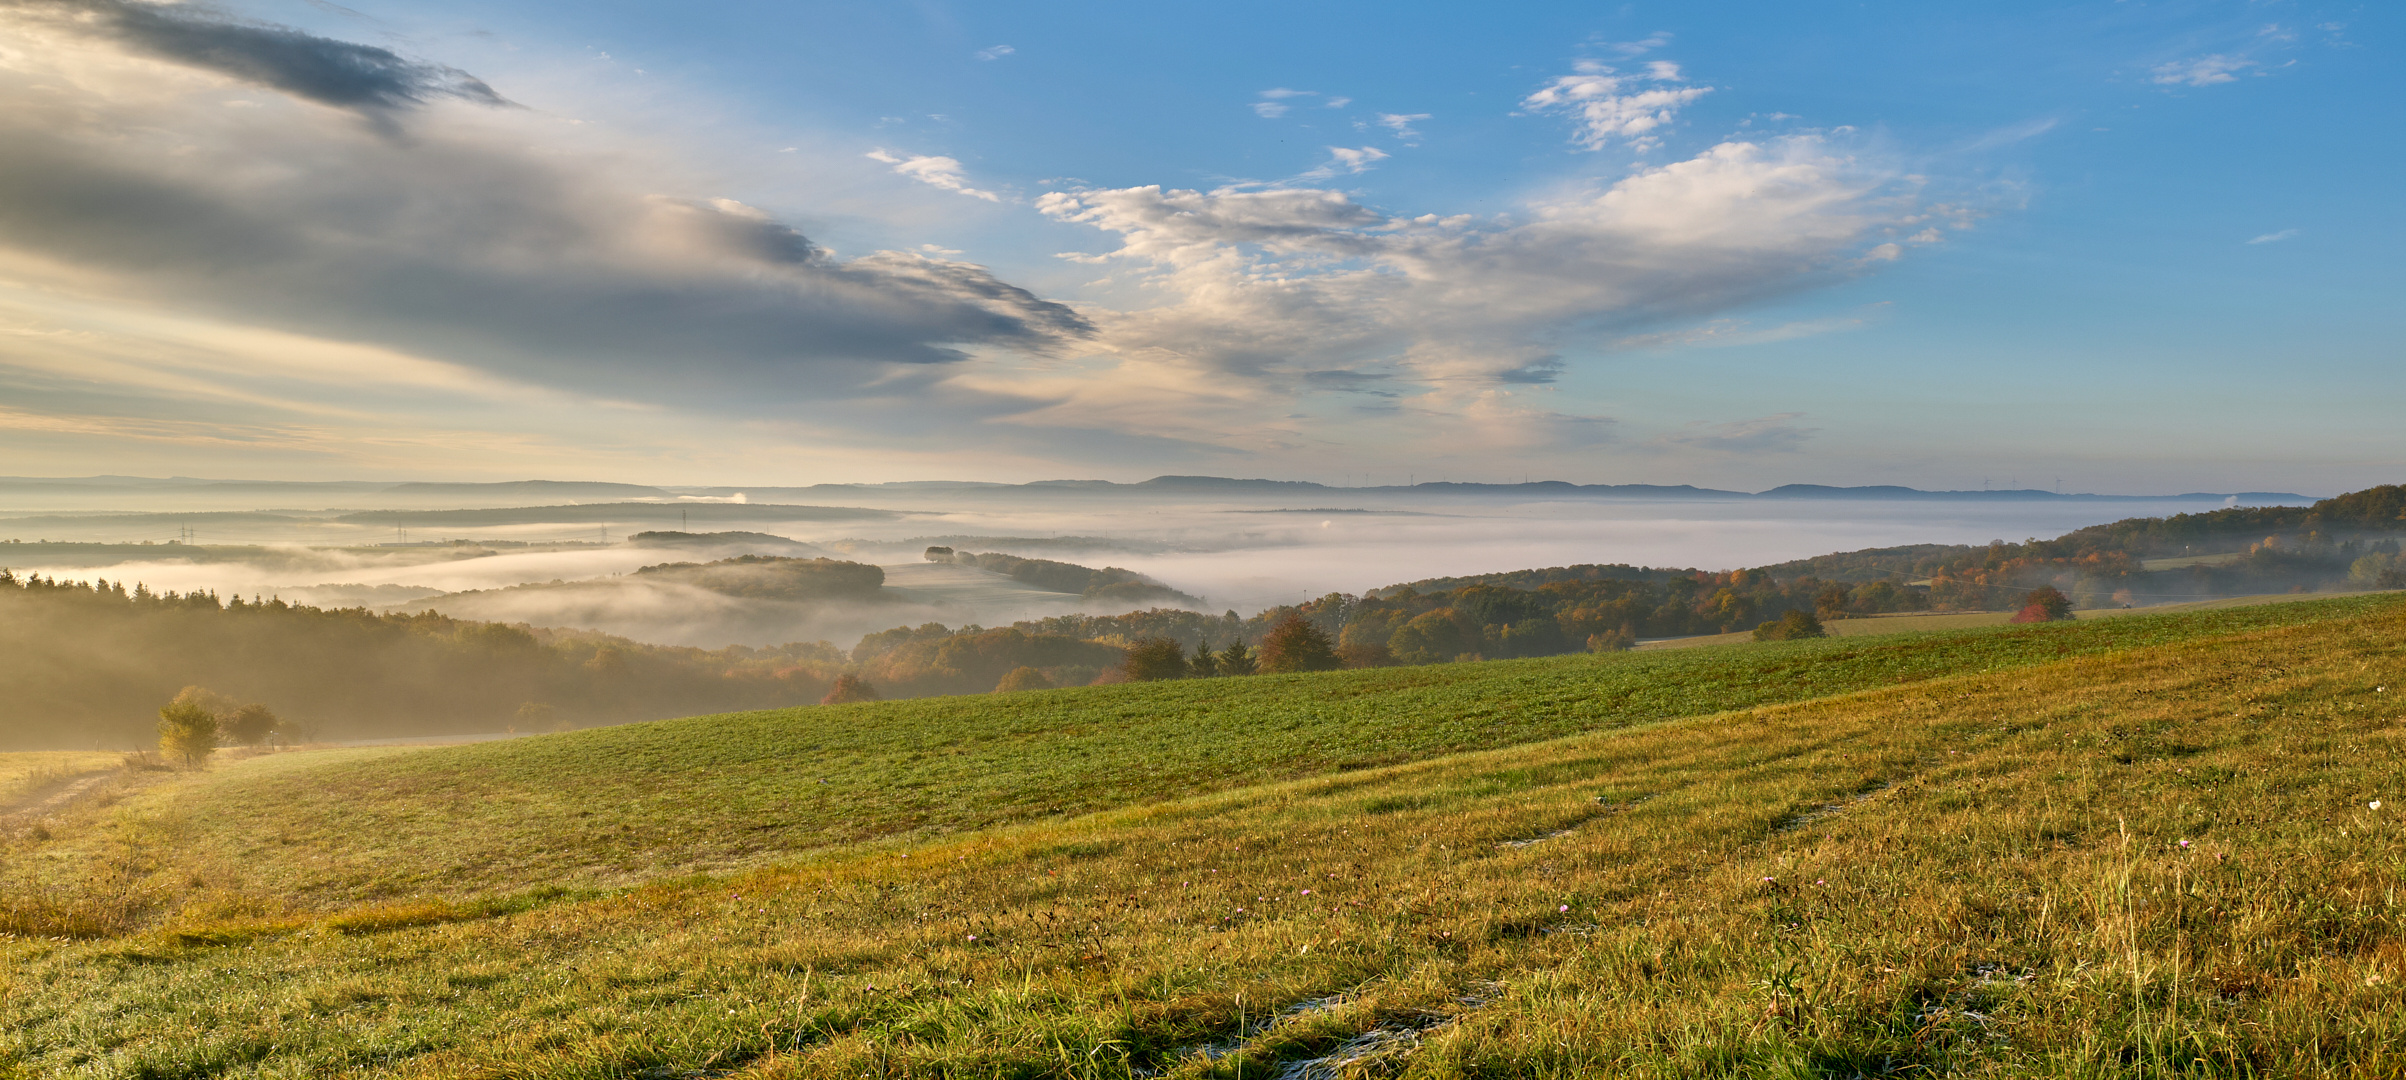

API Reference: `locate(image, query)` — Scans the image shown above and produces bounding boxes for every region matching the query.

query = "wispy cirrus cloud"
[974,44,1014,60]
[1650,413,1817,454]
[2246,229,2300,245]
[1522,58,1711,151]
[866,149,1003,201]
[2152,53,2255,86]
[1374,112,1430,142]
[1252,87,1315,118]
[1296,146,1389,180]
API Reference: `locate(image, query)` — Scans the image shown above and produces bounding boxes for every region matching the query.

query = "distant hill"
[334,502,903,527]
[379,481,673,500]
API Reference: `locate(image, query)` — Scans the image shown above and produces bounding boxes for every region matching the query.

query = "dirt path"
[0,770,119,825]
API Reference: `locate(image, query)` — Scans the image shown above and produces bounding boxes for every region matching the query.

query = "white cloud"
[1376,112,1430,142]
[1252,88,1315,119]
[1602,34,1670,59]
[1297,146,1389,180]
[1522,58,1712,151]
[1324,97,1351,108]
[2246,229,2300,244]
[866,148,1003,201]
[974,44,1014,60]
[1019,137,1924,451]
[2152,54,2255,86]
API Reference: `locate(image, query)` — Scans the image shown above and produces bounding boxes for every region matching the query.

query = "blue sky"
[0,0,2394,491]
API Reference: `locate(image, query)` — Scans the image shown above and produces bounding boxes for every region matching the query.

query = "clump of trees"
[2009,586,2076,623]
[1753,610,1828,642]
[994,666,1052,692]
[154,685,289,767]
[821,674,880,704]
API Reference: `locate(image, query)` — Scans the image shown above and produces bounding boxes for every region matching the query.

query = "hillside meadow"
[0,593,2401,1077]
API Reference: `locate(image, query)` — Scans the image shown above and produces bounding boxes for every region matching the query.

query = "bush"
[994,666,1052,693]
[820,674,881,704]
[1257,615,1342,674]
[1752,610,1828,642]
[2009,585,2076,623]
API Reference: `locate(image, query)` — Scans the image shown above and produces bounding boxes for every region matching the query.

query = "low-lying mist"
[0,485,2314,651]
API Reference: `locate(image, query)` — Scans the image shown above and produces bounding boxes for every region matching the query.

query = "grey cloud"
[0,15,1090,408]
[1303,370,1396,395]
[10,0,509,114]
[1494,358,1564,384]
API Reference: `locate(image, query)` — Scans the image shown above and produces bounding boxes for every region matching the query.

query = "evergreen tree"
[1215,642,1256,676]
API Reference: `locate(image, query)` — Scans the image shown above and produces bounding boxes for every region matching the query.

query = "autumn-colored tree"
[1122,637,1190,681]
[821,674,881,704]
[994,666,1052,693]
[2009,585,2075,623]
[1257,615,1342,674]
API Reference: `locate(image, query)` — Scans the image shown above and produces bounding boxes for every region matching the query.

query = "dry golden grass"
[3,601,2402,1076]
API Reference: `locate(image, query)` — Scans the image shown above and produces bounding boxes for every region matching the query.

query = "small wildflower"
[1301,889,1311,895]
[967,935,977,941]
[2178,839,2191,849]
[1559,904,1570,912]
[2373,801,2384,811]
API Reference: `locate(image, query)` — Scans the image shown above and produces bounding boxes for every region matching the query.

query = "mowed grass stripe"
[121,593,2406,907]
[10,594,2404,1077]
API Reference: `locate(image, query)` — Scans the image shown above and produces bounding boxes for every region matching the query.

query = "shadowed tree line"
[0,570,848,750]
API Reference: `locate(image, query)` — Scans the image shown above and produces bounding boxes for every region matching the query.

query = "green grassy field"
[4,594,2404,1077]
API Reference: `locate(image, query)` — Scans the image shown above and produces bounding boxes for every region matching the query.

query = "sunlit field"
[0,594,2399,1076]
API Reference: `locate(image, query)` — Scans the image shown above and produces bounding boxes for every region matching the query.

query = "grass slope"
[2,595,2403,1076]
[36,595,2403,912]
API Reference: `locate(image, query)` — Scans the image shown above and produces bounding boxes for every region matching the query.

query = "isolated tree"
[220,702,280,746]
[1215,641,1257,677]
[1122,636,1190,681]
[1187,640,1219,678]
[156,687,221,767]
[2010,585,2075,623]
[1257,615,1342,674]
[821,674,881,704]
[994,666,1052,693]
